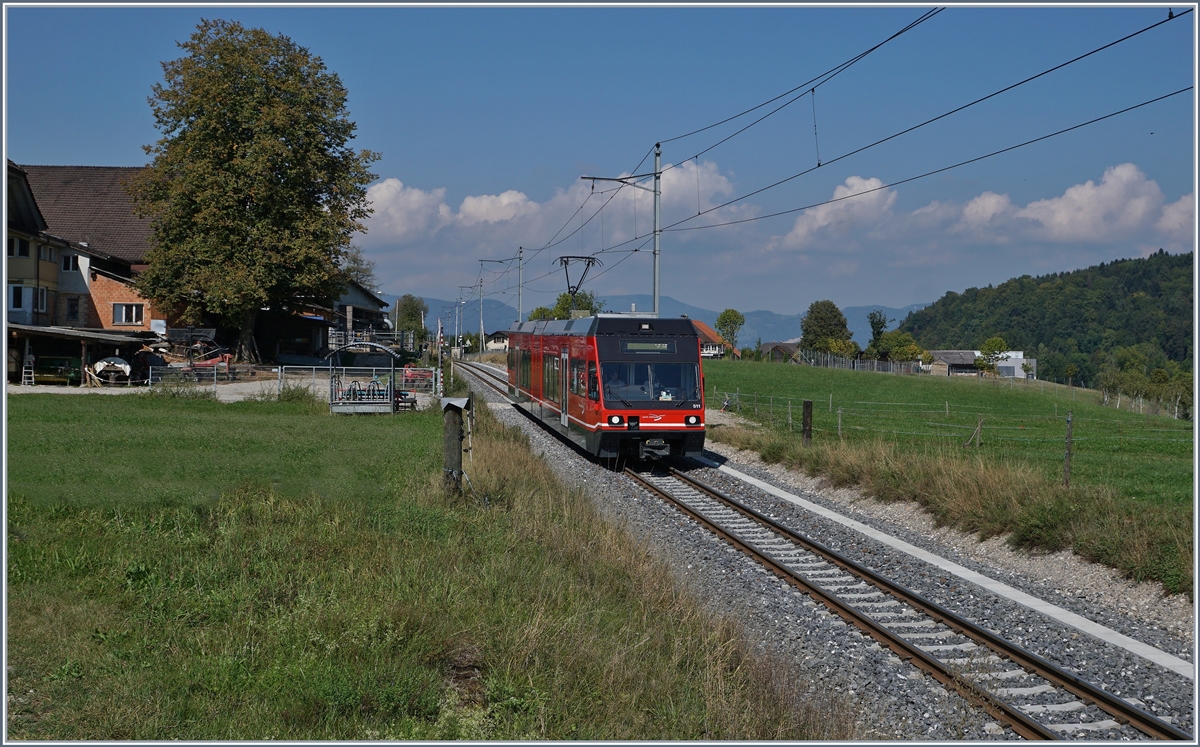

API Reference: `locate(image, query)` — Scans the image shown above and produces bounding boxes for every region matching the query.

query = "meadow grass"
[702,360,1193,594]
[6,393,852,739]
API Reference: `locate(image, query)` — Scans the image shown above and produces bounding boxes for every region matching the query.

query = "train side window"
[570,359,585,396]
[587,361,598,401]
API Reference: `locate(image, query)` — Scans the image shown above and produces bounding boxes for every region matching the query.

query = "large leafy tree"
[867,309,892,348]
[390,294,428,344]
[800,300,853,353]
[550,291,604,319]
[715,308,746,352]
[867,329,923,362]
[975,336,1010,376]
[128,19,380,361]
[343,245,380,293]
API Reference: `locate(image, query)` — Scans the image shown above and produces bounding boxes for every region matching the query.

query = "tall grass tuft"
[139,380,218,400]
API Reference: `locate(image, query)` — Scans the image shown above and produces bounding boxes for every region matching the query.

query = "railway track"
[624,467,1192,741]
[455,360,509,396]
[457,360,1191,739]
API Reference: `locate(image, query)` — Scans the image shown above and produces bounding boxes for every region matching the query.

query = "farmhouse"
[7,162,161,383]
[9,162,392,372]
[485,330,509,352]
[690,319,731,359]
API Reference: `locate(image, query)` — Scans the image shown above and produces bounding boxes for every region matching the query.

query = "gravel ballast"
[465,367,1194,740]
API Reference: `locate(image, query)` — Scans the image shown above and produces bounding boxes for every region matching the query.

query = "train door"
[560,351,569,427]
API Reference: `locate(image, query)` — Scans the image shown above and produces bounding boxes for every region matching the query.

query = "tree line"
[897,249,1192,386]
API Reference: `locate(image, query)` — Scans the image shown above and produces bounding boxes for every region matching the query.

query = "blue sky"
[4,5,1195,315]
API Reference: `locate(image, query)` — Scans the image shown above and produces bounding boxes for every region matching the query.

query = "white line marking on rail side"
[694,456,1194,680]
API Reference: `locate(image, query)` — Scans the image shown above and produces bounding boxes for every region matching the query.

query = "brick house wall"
[88,270,164,331]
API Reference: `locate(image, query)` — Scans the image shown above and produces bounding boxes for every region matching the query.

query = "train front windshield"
[601,362,699,406]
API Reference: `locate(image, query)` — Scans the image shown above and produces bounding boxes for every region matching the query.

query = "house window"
[35,287,47,313]
[113,303,144,325]
[38,244,52,261]
[62,254,80,272]
[66,297,80,321]
[7,238,30,257]
[8,285,25,311]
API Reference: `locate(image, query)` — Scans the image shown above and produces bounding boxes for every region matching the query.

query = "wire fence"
[792,348,923,374]
[139,364,438,398]
[713,387,1194,446]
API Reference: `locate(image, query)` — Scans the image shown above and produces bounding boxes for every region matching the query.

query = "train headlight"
[608,415,624,425]
[685,415,701,426]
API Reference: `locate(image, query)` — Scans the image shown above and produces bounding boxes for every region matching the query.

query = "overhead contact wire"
[661,9,1193,230]
[664,87,1192,233]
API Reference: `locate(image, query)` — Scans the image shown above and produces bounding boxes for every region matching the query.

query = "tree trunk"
[236,308,261,363]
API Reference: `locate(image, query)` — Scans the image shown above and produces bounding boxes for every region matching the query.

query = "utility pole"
[478,278,484,362]
[581,142,662,317]
[653,143,661,317]
[481,255,520,327]
[457,284,474,358]
[518,246,523,324]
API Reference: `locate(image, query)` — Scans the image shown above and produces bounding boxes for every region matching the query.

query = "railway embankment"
[460,362,1194,739]
[703,431,1194,645]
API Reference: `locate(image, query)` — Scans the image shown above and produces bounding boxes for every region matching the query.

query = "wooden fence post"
[1063,410,1073,488]
[837,407,843,440]
[788,400,793,431]
[802,400,813,447]
[443,401,464,494]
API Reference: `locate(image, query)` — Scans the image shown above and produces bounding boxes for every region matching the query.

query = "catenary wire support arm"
[581,142,662,316]
[556,255,602,310]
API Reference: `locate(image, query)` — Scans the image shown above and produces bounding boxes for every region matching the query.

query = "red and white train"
[506,315,706,460]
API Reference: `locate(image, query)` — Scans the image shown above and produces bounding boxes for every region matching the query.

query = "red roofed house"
[691,319,737,359]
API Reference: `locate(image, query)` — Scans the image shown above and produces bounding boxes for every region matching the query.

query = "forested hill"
[898,250,1192,384]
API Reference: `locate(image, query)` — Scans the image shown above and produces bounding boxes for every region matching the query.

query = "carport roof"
[8,323,155,346]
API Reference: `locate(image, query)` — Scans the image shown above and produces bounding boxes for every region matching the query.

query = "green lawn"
[8,394,426,508]
[6,393,841,739]
[703,359,1193,506]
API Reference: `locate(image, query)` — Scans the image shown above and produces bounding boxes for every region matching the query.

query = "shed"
[929,350,980,376]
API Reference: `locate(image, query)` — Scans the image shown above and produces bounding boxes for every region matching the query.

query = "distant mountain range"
[379,292,927,348]
[596,295,929,349]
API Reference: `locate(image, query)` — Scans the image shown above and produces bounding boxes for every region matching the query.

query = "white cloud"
[1013,163,1164,241]
[363,178,452,244]
[781,175,896,248]
[1156,192,1194,239]
[457,190,540,226]
[961,191,1015,228]
[360,161,1193,310]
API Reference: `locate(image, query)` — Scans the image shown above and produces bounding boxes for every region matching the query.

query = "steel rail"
[665,467,1191,741]
[457,361,509,396]
[624,468,1058,740]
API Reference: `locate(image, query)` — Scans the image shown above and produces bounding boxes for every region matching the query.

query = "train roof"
[508,315,699,337]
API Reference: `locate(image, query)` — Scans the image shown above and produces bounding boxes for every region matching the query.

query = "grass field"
[704,360,1192,506]
[702,359,1193,594]
[6,391,848,739]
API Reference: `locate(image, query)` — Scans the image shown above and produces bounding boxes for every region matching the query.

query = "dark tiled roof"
[7,161,48,234]
[19,165,153,264]
[930,350,978,366]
